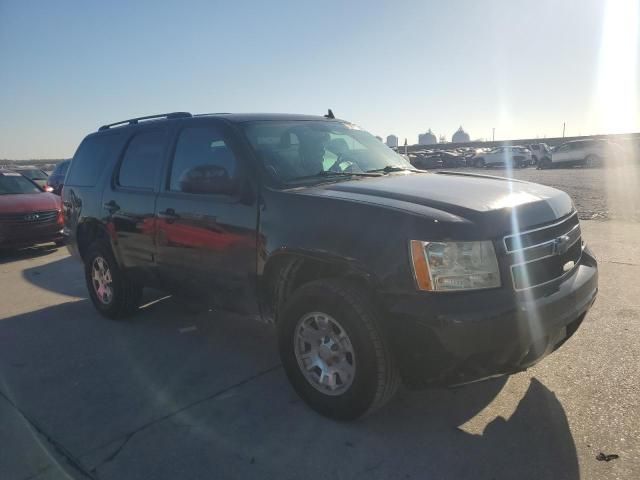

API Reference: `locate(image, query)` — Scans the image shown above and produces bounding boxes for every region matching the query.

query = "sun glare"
[593,0,639,134]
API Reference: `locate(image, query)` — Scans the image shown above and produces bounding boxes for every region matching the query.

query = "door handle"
[158,208,179,222]
[103,200,120,213]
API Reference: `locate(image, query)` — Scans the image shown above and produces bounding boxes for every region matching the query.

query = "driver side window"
[169,126,238,195]
[322,133,367,171]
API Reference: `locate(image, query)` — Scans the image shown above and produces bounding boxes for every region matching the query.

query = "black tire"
[278,279,400,420]
[84,241,142,319]
[474,158,485,168]
[538,157,552,169]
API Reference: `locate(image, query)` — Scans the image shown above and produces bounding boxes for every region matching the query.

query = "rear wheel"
[84,241,142,319]
[278,279,399,420]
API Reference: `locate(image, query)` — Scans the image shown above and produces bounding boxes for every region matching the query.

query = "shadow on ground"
[0,243,61,265]
[0,297,579,480]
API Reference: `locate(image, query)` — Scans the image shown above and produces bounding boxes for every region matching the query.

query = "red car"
[0,169,64,248]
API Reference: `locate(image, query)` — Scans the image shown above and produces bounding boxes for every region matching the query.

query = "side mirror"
[178,165,236,195]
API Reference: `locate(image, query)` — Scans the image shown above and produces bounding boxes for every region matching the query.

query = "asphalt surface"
[1,173,639,479]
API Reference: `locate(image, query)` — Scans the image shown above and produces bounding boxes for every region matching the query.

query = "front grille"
[504,212,582,291]
[0,210,59,226]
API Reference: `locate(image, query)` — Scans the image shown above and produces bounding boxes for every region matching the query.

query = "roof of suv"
[96,112,342,132]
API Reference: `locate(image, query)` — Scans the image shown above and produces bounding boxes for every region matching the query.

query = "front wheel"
[278,279,399,420]
[84,241,142,319]
[538,157,552,169]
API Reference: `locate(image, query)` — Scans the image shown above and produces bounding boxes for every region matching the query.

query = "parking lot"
[1,168,639,480]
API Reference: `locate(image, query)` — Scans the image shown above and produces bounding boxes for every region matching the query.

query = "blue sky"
[1,0,638,158]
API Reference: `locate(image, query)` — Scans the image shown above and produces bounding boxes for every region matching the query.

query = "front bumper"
[382,246,598,388]
[0,225,64,248]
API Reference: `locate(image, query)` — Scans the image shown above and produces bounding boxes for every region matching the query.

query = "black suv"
[63,112,598,420]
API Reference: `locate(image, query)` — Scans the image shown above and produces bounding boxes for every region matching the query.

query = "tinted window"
[66,134,126,187]
[118,130,166,190]
[169,126,238,194]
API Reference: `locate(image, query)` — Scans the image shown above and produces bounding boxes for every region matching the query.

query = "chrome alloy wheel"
[294,312,356,396]
[91,256,113,305]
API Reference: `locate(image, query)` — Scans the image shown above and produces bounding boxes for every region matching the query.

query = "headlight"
[410,240,501,291]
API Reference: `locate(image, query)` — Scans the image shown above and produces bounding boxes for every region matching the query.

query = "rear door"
[102,127,168,282]
[486,148,503,165]
[154,119,259,314]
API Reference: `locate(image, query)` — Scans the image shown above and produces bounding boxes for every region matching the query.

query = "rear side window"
[117,130,166,190]
[168,126,238,194]
[66,134,125,187]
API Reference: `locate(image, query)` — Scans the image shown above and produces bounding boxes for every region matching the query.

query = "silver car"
[540,139,619,168]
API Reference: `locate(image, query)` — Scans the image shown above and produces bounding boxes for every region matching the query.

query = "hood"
[299,172,573,234]
[0,192,61,214]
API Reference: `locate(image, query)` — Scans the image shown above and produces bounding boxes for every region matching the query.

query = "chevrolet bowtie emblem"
[553,235,571,255]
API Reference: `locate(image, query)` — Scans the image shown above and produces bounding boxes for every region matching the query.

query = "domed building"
[386,135,398,148]
[418,129,437,145]
[452,126,470,143]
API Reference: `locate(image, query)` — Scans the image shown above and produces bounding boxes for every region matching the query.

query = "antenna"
[324,109,335,119]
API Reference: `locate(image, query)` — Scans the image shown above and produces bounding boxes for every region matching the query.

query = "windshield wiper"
[365,165,420,174]
[290,170,381,182]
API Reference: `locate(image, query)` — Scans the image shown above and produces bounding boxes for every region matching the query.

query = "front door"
[154,120,259,314]
[553,143,572,164]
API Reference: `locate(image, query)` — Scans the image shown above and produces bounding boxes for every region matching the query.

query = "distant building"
[452,126,470,143]
[418,129,437,145]
[386,135,398,148]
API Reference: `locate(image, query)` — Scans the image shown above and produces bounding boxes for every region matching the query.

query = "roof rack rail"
[98,112,192,131]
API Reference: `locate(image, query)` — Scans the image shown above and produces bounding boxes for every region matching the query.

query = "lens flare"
[594,0,640,223]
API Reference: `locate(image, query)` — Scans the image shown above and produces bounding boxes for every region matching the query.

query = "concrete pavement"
[0,221,638,479]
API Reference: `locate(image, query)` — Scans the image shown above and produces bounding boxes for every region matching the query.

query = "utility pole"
[562,122,566,138]
[404,138,408,155]
[492,128,495,142]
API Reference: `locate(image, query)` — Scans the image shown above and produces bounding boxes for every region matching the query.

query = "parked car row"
[404,139,625,171]
[407,145,541,170]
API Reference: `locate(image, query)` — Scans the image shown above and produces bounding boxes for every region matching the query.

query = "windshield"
[0,173,42,194]
[18,169,47,180]
[241,121,413,183]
